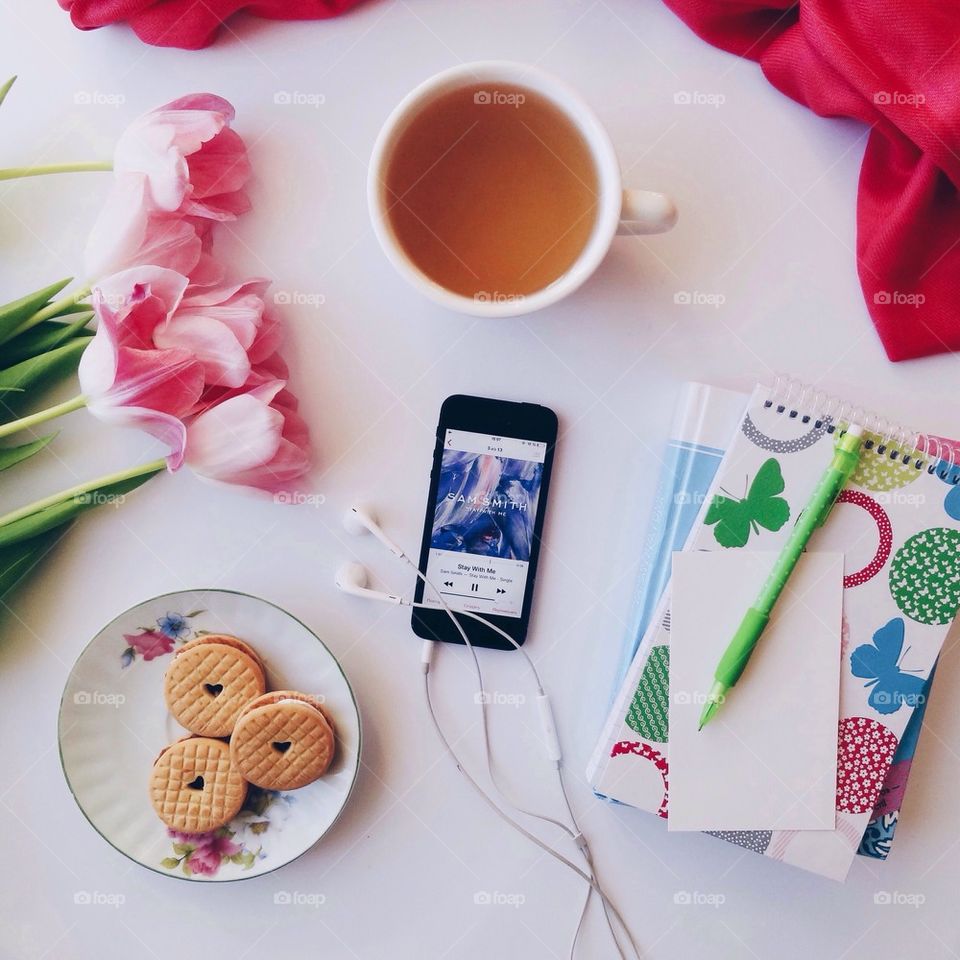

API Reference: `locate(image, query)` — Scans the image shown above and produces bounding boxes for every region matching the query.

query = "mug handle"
[617,189,677,235]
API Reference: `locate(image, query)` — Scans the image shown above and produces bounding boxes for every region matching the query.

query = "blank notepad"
[668,551,843,832]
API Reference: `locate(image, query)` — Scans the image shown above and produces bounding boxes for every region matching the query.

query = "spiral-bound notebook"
[588,380,960,881]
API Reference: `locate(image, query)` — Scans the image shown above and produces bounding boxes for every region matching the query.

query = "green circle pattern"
[851,432,921,492]
[889,528,960,625]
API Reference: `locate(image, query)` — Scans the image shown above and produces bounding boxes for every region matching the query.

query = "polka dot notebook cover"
[587,380,960,881]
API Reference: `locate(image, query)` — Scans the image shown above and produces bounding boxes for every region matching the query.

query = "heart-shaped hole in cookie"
[272,741,292,754]
[187,776,205,790]
[204,683,224,697]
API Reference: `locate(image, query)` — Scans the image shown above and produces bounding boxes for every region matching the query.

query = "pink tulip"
[84,93,249,281]
[114,93,251,221]
[85,174,204,281]
[185,380,310,494]
[79,266,205,468]
[153,278,272,388]
[188,347,288,419]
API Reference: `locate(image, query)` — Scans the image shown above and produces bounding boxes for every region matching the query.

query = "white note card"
[668,551,843,832]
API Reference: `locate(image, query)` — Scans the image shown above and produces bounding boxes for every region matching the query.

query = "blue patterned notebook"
[596,381,943,865]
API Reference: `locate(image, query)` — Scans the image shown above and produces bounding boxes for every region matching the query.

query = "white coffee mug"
[368,61,677,318]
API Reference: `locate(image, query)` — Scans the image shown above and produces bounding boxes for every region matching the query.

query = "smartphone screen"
[423,427,546,617]
[412,396,557,650]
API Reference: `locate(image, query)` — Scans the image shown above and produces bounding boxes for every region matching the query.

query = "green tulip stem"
[0,457,166,530]
[0,161,112,180]
[13,283,93,337]
[0,395,87,440]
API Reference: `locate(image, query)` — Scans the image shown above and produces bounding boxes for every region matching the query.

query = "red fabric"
[59,0,367,50]
[663,0,960,361]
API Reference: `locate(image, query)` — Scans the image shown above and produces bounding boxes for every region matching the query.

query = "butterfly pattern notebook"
[588,381,960,881]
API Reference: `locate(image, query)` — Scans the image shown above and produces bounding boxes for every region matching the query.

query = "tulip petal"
[182,188,251,220]
[159,94,235,123]
[227,437,311,494]
[247,310,283,365]
[114,96,232,213]
[182,277,269,308]
[154,314,251,388]
[109,346,204,417]
[186,392,283,479]
[142,108,226,157]
[187,252,227,287]
[86,400,188,469]
[274,390,310,449]
[184,376,311,495]
[185,128,251,200]
[253,351,289,380]
[77,296,120,397]
[85,174,202,280]
[96,266,188,325]
[131,217,202,277]
[85,174,149,279]
[180,278,268,350]
[115,119,191,212]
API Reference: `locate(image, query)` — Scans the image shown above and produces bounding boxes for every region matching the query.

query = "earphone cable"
[557,762,620,953]
[339,510,638,959]
[400,553,636,960]
[410,595,610,959]
[400,554,575,837]
[422,671,638,960]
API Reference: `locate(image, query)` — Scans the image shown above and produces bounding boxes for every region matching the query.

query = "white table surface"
[2,1,959,957]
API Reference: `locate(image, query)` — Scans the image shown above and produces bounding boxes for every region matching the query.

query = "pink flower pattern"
[124,629,173,661]
[166,830,244,876]
[120,608,202,666]
[161,788,284,877]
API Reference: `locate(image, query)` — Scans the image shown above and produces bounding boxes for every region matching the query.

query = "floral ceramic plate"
[59,590,361,881]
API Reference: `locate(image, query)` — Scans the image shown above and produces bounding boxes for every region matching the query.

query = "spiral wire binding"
[764,376,958,483]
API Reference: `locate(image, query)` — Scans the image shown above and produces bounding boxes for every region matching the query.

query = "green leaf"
[172,843,194,856]
[48,302,91,319]
[0,338,87,413]
[0,77,15,110]
[160,857,180,870]
[0,278,72,345]
[0,434,55,472]
[0,468,163,548]
[0,525,69,600]
[1,317,92,368]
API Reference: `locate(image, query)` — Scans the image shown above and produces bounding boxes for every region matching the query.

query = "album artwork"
[431,450,542,561]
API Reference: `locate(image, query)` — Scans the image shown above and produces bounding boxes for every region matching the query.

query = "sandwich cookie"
[230,691,335,790]
[149,736,246,833]
[164,634,266,737]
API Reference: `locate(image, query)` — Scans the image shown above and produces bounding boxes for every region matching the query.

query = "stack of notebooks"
[588,379,959,881]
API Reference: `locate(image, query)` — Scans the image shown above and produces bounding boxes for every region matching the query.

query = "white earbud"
[334,560,369,594]
[342,505,405,558]
[335,560,405,605]
[334,504,635,958]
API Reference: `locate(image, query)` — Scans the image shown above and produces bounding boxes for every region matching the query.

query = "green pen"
[698,423,865,730]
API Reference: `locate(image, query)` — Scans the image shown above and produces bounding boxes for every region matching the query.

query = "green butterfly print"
[705,457,790,548]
